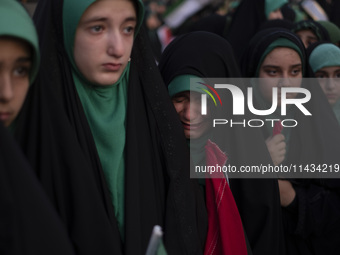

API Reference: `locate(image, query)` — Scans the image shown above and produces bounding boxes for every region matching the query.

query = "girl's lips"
[102,63,122,71]
[326,94,336,99]
[182,122,202,130]
[0,112,11,122]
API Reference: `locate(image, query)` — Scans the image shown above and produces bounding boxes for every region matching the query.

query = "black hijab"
[14,0,204,254]
[225,0,267,62]
[292,20,331,43]
[159,31,286,255]
[242,28,340,255]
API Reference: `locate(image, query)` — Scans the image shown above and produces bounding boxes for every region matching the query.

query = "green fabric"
[332,99,340,125]
[0,0,39,84]
[318,21,340,44]
[291,4,308,22]
[168,75,206,98]
[264,0,287,19]
[62,0,144,239]
[157,240,168,255]
[251,79,294,163]
[256,38,304,77]
[309,43,340,73]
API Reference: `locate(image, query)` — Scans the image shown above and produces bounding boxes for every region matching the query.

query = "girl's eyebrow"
[262,65,280,69]
[81,16,137,25]
[16,57,31,63]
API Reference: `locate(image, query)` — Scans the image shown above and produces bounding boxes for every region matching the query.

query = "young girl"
[15,0,202,254]
[159,31,286,255]
[242,28,340,255]
[308,42,340,124]
[0,0,74,254]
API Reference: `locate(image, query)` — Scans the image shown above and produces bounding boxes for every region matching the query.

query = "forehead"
[0,37,31,57]
[318,66,340,72]
[296,29,317,38]
[262,47,301,65]
[80,0,136,21]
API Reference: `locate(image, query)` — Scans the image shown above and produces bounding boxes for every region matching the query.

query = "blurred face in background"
[0,37,31,127]
[315,66,340,105]
[295,29,318,48]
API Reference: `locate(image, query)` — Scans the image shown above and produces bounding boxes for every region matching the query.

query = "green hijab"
[317,21,340,45]
[63,0,144,238]
[309,43,340,73]
[0,0,39,84]
[256,37,304,77]
[309,43,340,125]
[265,0,287,19]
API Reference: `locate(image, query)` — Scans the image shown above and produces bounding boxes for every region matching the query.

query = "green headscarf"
[317,21,340,45]
[309,43,340,124]
[168,74,205,97]
[0,0,39,84]
[256,37,304,77]
[309,43,340,73]
[265,0,287,19]
[63,0,144,238]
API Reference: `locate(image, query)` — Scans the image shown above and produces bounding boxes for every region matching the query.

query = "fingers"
[266,134,286,166]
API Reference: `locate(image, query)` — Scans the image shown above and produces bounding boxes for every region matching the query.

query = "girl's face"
[0,37,31,127]
[268,9,283,20]
[172,91,211,139]
[295,29,318,48]
[315,66,340,105]
[74,0,137,85]
[258,47,302,105]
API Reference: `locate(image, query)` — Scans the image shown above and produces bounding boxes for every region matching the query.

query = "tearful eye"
[173,98,185,103]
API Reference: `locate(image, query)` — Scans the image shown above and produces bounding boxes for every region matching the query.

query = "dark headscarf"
[159,31,286,255]
[225,0,287,62]
[292,20,331,42]
[14,0,205,254]
[242,28,340,255]
[259,19,295,32]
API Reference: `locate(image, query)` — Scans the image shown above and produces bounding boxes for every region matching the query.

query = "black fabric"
[14,0,206,254]
[225,0,267,62]
[316,0,340,28]
[0,124,75,255]
[159,31,286,255]
[281,3,296,22]
[241,28,340,255]
[259,19,295,32]
[187,14,227,38]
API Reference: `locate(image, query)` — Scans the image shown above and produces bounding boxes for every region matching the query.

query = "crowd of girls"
[2,0,340,254]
